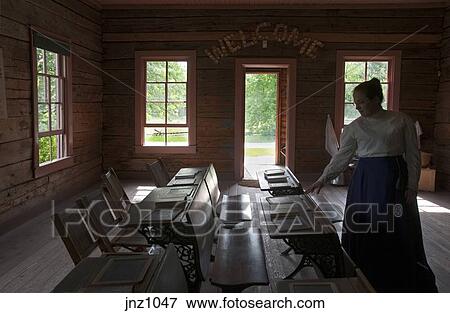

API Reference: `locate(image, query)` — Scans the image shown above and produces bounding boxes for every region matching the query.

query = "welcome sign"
[204,22,325,64]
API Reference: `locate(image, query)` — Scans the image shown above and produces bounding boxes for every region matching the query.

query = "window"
[32,29,73,177]
[335,51,401,134]
[135,51,196,153]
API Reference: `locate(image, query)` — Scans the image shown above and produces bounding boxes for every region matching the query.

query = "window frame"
[31,27,73,178]
[135,51,197,154]
[334,50,401,136]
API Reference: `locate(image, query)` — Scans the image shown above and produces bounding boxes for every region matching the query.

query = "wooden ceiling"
[95,0,448,7]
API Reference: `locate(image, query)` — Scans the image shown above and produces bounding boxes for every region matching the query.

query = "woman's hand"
[404,188,418,205]
[305,180,325,194]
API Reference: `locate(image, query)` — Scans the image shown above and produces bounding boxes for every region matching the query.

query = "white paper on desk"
[264,168,285,176]
[166,186,194,197]
[268,182,291,188]
[175,172,197,179]
[267,195,301,204]
[177,168,199,176]
[172,177,196,185]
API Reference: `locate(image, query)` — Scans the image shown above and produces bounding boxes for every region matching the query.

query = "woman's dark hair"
[353,78,384,105]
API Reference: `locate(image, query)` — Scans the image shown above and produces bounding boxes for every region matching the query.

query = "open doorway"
[244,72,280,179]
[235,59,296,182]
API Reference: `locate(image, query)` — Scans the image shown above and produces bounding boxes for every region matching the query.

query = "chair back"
[53,210,99,265]
[101,168,130,206]
[184,180,216,281]
[204,163,221,208]
[146,158,170,187]
[77,193,116,253]
[101,184,130,223]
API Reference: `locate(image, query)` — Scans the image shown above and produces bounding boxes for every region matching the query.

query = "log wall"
[0,0,103,227]
[435,7,450,190]
[102,8,442,182]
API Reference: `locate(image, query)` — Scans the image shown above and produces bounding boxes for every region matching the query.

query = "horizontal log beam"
[103,32,441,44]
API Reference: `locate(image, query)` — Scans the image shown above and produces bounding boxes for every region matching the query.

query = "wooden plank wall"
[102,8,442,182]
[0,0,103,228]
[435,7,450,190]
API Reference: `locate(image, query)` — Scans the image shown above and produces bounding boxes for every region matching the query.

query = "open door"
[243,71,282,180]
[235,59,297,181]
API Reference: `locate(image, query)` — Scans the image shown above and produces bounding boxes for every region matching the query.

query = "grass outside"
[245,147,275,157]
[145,136,187,143]
[245,135,275,143]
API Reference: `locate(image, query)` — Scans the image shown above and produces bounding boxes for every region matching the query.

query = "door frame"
[234,58,297,181]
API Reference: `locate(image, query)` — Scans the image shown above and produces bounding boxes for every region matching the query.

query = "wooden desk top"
[53,254,162,293]
[276,275,374,293]
[259,194,338,239]
[122,186,193,227]
[126,167,210,227]
[167,167,207,187]
[257,167,303,193]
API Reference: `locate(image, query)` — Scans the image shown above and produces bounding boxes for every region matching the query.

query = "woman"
[307,78,437,292]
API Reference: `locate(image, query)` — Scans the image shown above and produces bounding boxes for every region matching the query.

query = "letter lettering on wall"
[204,22,324,64]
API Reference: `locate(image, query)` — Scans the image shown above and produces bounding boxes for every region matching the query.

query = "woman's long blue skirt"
[342,156,437,292]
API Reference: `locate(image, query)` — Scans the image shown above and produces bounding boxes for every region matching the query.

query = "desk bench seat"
[210,226,269,292]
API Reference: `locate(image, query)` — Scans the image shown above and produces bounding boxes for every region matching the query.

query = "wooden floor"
[0,178,448,292]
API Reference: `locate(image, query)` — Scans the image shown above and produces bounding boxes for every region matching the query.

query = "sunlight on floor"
[132,185,156,202]
[417,196,450,213]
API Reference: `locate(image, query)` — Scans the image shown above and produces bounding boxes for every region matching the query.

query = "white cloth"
[325,114,339,156]
[318,110,421,191]
[415,121,423,150]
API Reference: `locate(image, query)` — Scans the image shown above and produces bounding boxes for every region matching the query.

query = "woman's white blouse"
[318,110,421,191]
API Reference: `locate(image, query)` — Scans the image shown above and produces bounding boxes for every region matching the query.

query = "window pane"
[147,83,165,101]
[37,48,45,73]
[381,83,388,109]
[51,103,63,130]
[146,102,165,124]
[168,83,186,101]
[38,102,49,132]
[344,103,360,126]
[39,136,51,164]
[46,51,57,75]
[50,135,58,161]
[168,61,187,82]
[167,127,188,146]
[167,102,187,124]
[367,61,388,82]
[37,75,47,102]
[144,127,165,146]
[345,83,358,103]
[50,77,59,102]
[147,61,166,82]
[345,62,365,82]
